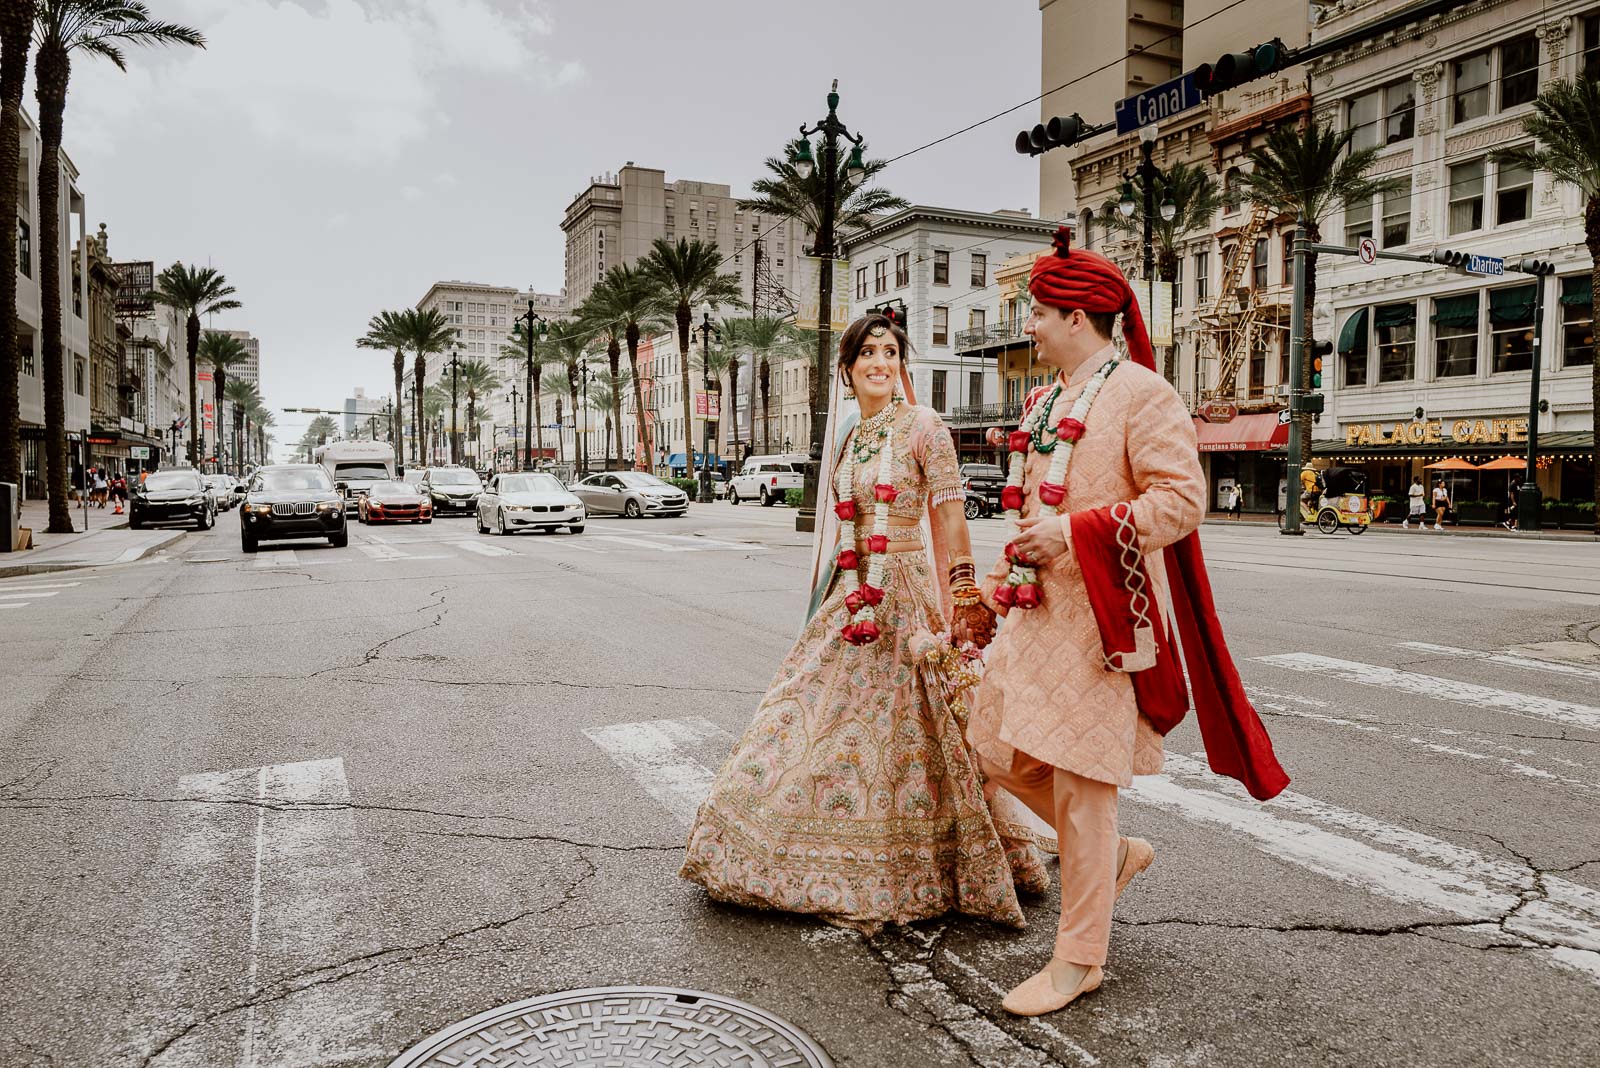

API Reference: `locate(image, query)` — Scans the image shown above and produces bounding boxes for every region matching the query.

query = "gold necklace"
[850,401,899,465]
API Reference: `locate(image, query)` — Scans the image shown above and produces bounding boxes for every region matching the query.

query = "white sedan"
[476,472,586,535]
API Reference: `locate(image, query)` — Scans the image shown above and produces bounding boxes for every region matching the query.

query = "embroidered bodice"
[835,404,962,521]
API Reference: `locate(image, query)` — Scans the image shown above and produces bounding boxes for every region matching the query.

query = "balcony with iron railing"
[953,318,1030,354]
[947,401,1024,429]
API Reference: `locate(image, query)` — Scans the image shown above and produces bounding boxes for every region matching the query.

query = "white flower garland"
[997,358,1119,610]
[835,414,897,645]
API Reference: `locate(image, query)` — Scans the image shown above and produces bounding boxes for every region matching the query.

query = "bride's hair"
[837,312,914,387]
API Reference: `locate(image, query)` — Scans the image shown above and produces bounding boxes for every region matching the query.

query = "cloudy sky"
[55,0,1040,446]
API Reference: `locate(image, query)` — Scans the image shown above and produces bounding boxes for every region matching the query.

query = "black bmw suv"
[129,467,215,530]
[239,464,349,553]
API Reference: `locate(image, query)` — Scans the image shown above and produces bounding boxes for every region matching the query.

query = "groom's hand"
[1013,515,1069,565]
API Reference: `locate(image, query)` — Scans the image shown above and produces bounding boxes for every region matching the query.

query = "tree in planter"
[1101,160,1221,383]
[1492,77,1600,507]
[1238,123,1388,460]
[36,1,203,532]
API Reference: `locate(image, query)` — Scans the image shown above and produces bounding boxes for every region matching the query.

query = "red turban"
[1028,225,1156,373]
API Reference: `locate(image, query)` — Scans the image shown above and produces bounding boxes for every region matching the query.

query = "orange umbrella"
[1476,455,1526,471]
[1424,457,1478,470]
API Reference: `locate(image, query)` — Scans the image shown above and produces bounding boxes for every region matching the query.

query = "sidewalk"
[1,497,186,577]
[1201,511,1600,542]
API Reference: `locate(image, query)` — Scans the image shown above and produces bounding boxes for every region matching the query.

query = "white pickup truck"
[729,455,806,506]
[313,440,396,515]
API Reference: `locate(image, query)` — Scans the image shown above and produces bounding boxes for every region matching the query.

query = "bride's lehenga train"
[681,405,1050,934]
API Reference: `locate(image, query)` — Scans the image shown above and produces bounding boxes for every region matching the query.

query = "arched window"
[1080,208,1095,250]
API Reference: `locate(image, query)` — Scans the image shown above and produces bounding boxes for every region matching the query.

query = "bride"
[681,311,1050,934]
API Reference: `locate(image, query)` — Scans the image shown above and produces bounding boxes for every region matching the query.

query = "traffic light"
[1015,113,1087,156]
[1517,257,1556,276]
[1194,39,1290,96]
[871,301,909,329]
[1309,339,1331,389]
[1429,248,1468,268]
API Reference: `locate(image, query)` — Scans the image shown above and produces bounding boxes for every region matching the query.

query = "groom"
[967,227,1289,1016]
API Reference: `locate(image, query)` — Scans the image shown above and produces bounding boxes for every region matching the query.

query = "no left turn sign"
[1357,237,1377,264]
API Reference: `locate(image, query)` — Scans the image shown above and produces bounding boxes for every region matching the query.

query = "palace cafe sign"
[1344,416,1529,448]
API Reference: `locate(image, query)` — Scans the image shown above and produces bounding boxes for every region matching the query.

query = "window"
[73,358,84,395]
[1386,80,1416,143]
[895,252,909,288]
[1448,160,1485,234]
[1496,159,1533,225]
[933,250,950,285]
[1375,303,1416,383]
[971,253,987,287]
[1194,251,1209,304]
[19,334,32,376]
[1251,237,1268,290]
[1562,275,1594,367]
[1500,33,1538,110]
[969,308,986,332]
[931,370,947,411]
[1489,284,1536,373]
[1587,14,1600,82]
[1382,177,1412,247]
[1080,209,1095,250]
[1248,340,1266,395]
[932,306,948,346]
[1432,293,1480,377]
[15,218,28,278]
[1172,254,1182,294]
[873,260,887,295]
[1452,51,1490,124]
[1348,88,1381,151]
[1223,168,1242,212]
[856,266,867,301]
[1344,193,1374,245]
[969,370,983,406]
[1281,233,1294,285]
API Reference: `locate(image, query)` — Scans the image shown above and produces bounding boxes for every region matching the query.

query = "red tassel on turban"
[1028,225,1156,374]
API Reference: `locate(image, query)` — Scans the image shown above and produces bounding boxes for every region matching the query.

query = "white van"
[729,454,806,506]
[313,440,396,514]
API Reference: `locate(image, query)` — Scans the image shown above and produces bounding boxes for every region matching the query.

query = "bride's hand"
[953,602,996,649]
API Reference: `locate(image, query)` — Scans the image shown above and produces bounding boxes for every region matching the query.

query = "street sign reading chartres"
[1199,400,1237,423]
[1114,72,1202,135]
[1465,254,1504,276]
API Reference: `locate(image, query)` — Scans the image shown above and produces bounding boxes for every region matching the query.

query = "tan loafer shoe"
[1115,836,1154,899]
[1001,963,1103,1016]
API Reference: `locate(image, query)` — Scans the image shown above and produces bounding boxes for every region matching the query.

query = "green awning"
[1337,308,1368,354]
[1431,293,1479,329]
[1373,302,1415,328]
[1489,284,1537,325]
[1561,275,1592,306]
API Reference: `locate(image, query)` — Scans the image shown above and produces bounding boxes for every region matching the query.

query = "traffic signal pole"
[1285,218,1308,535]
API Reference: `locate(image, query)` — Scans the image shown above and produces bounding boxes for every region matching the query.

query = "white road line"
[451,540,515,557]
[251,549,297,568]
[0,581,82,591]
[357,543,408,561]
[588,534,692,551]
[643,532,769,552]
[584,717,726,826]
[0,590,57,600]
[1399,642,1600,685]
[1255,652,1600,731]
[0,602,25,610]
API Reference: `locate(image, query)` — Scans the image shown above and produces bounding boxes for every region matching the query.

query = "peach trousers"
[982,750,1118,966]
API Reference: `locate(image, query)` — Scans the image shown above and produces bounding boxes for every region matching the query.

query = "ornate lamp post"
[514,302,548,471]
[694,304,723,503]
[789,78,867,532]
[1118,124,1161,284]
[447,348,463,465]
[507,387,519,472]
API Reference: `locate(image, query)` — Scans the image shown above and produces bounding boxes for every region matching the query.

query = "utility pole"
[1284,215,1309,535]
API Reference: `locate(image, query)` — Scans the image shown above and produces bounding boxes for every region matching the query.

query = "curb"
[1199,517,1600,543]
[0,530,184,579]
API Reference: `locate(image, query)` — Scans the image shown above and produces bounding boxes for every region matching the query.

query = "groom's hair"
[1052,305,1117,340]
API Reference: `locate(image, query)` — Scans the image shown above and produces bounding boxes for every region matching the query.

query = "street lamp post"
[578,362,593,476]
[695,305,722,503]
[514,302,548,472]
[1519,261,1555,530]
[789,78,868,533]
[1118,124,1160,284]
[507,387,520,472]
[447,349,462,466]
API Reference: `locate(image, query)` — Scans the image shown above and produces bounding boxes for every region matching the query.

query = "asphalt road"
[2,503,1598,1067]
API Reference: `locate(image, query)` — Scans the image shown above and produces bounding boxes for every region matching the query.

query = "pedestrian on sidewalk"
[1226,483,1242,520]
[1432,479,1451,531]
[92,469,107,508]
[1503,488,1518,531]
[1404,476,1425,529]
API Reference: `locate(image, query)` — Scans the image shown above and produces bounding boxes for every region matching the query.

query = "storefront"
[1194,409,1289,513]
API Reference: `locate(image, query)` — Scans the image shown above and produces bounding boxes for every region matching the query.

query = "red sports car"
[358,480,432,524]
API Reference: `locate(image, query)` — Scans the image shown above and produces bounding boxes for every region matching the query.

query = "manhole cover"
[387,986,834,1067]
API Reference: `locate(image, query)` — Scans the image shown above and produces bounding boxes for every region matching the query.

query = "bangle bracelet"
[952,590,982,607]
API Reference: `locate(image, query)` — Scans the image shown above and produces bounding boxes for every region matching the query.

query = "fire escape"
[1194,201,1276,403]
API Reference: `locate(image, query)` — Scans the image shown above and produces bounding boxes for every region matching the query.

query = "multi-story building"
[13,105,92,496]
[1312,0,1597,517]
[341,386,390,439]
[113,259,189,468]
[81,225,150,475]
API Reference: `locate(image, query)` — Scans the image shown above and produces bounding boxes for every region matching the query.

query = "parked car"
[129,467,214,531]
[964,488,991,521]
[419,466,483,516]
[729,455,805,506]
[358,480,432,524]
[238,464,348,553]
[959,463,1006,516]
[571,471,688,518]
[476,472,585,535]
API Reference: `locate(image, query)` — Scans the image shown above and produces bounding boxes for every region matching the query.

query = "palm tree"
[639,238,746,482]
[499,323,568,469]
[390,308,454,467]
[1102,160,1222,382]
[149,263,241,474]
[223,377,258,477]
[580,264,666,471]
[693,340,736,471]
[456,358,501,468]
[739,141,908,247]
[1239,121,1387,457]
[1493,78,1600,504]
[249,403,273,467]
[543,321,592,473]
[198,331,247,470]
[356,310,409,452]
[0,0,36,489]
[587,369,632,470]
[33,1,202,532]
[583,316,625,469]
[421,384,451,464]
[745,318,808,453]
[301,414,337,462]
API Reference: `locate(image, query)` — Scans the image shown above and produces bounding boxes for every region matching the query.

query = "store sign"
[1199,400,1237,423]
[1343,417,1529,447]
[130,446,149,459]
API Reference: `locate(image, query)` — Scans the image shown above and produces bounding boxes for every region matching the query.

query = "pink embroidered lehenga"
[681,404,1051,934]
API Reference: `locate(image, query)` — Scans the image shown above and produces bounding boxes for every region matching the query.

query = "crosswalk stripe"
[1255,652,1600,731]
[251,549,296,568]
[588,534,689,551]
[0,602,26,609]
[1399,641,1600,684]
[0,591,57,600]
[357,543,407,561]
[451,540,515,557]
[0,581,82,591]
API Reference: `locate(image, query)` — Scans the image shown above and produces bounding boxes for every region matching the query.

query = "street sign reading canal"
[1465,253,1504,276]
[1114,72,1202,135]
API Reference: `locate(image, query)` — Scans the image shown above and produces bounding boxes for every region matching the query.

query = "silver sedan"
[570,471,689,518]
[476,472,586,535]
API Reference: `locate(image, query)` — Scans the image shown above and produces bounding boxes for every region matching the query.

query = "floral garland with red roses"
[833,406,899,645]
[995,357,1119,610]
